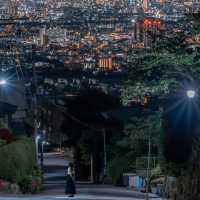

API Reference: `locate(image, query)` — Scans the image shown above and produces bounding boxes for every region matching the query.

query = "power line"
[46,100,103,132]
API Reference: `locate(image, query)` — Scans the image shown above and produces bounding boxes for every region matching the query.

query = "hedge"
[0,139,6,147]
[0,138,36,182]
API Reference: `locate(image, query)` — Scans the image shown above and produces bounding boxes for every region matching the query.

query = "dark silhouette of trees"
[61,88,123,182]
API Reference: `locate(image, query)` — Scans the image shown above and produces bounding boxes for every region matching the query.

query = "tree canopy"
[120,14,200,200]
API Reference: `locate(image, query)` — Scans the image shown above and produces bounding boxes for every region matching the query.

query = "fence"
[136,156,161,177]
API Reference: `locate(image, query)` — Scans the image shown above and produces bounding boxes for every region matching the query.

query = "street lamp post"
[40,141,45,170]
[35,135,41,164]
[146,134,151,200]
[31,46,40,166]
[36,135,45,170]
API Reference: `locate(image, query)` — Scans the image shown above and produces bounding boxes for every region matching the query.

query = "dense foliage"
[107,110,163,185]
[122,52,200,105]
[120,14,200,200]
[0,136,42,194]
[61,88,122,182]
[0,138,36,182]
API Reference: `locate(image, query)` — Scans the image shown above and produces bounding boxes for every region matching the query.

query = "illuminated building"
[98,57,113,70]
[134,17,162,47]
[0,0,16,19]
[142,0,149,12]
[40,27,49,46]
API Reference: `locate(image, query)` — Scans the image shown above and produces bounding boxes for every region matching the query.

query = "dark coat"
[65,175,76,195]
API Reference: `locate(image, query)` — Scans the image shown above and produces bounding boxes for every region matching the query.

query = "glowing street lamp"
[131,19,136,23]
[186,90,196,99]
[36,135,41,141]
[0,80,7,85]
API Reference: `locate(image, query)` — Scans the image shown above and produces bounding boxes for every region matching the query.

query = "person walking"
[65,162,76,197]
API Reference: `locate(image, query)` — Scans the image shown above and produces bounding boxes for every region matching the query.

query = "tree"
[122,14,200,200]
[107,109,163,185]
[60,88,122,182]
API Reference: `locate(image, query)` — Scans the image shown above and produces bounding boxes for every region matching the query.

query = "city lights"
[0,0,199,199]
[143,18,161,26]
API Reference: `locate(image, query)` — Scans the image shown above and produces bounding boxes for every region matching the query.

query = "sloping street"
[40,152,162,200]
[0,152,163,200]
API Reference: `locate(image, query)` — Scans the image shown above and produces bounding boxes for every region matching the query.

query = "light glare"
[0,80,6,85]
[36,135,41,141]
[187,90,195,98]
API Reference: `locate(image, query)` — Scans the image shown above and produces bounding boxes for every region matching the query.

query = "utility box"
[123,173,145,189]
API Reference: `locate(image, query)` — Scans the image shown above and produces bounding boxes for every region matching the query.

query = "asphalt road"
[0,153,165,200]
[0,196,164,200]
[42,184,158,198]
[43,152,71,184]
[43,153,70,167]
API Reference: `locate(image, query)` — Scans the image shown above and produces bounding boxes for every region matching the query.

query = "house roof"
[0,80,26,108]
[0,101,17,115]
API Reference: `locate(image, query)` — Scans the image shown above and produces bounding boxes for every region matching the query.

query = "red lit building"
[134,17,162,47]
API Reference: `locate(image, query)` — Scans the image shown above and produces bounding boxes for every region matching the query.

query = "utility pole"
[90,153,94,183]
[146,135,151,200]
[103,128,107,179]
[32,45,39,164]
[40,141,44,170]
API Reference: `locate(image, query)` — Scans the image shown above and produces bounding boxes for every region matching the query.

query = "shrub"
[107,155,133,186]
[0,138,36,182]
[18,167,42,194]
[0,128,14,144]
[0,137,43,194]
[0,179,10,191]
[30,176,42,193]
[18,175,32,194]
[0,139,6,147]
